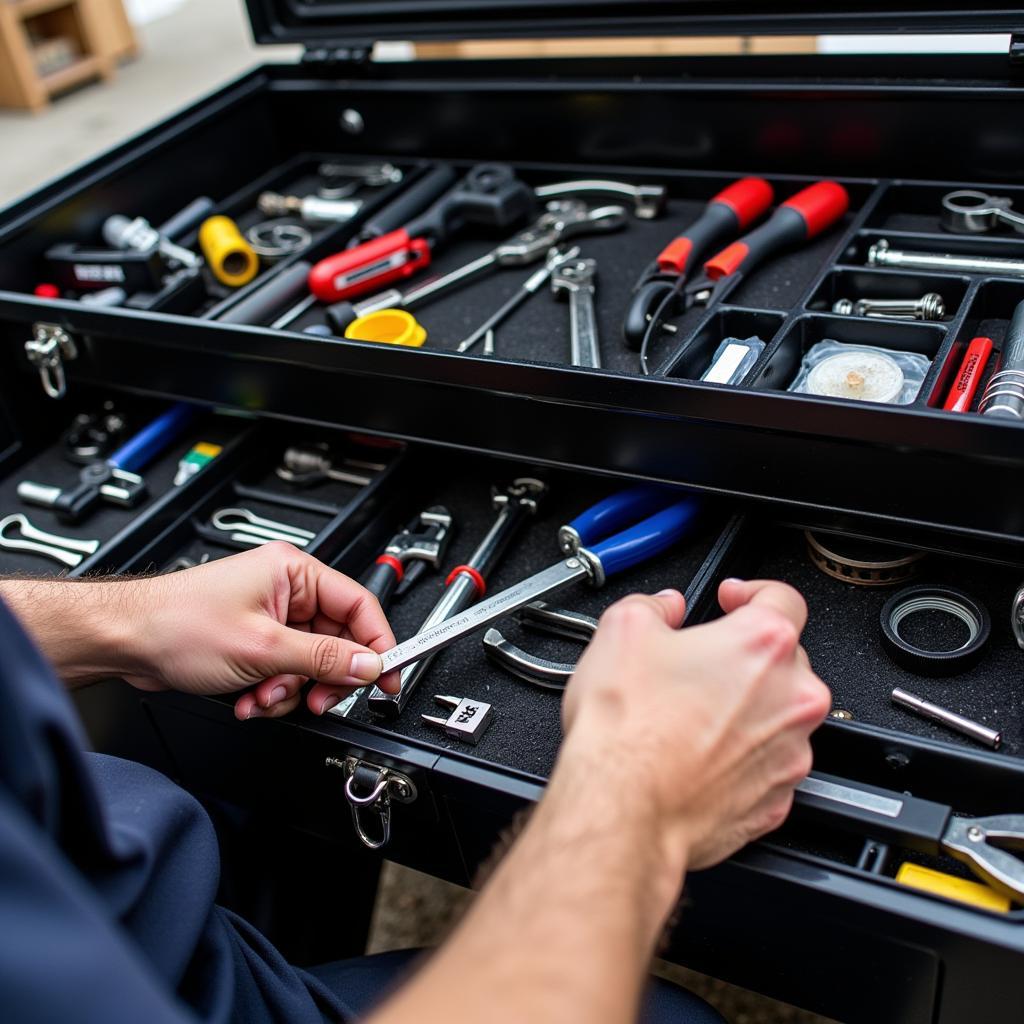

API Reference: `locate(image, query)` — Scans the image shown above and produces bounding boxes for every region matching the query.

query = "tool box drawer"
[4,23,1024,545]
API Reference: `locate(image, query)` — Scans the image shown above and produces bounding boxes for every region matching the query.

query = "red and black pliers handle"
[630,180,850,373]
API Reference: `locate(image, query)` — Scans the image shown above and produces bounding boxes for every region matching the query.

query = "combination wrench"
[552,257,601,368]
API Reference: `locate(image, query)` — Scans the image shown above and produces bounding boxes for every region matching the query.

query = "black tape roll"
[880,585,990,676]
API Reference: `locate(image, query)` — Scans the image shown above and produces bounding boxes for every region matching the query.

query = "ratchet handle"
[794,772,950,854]
[109,403,194,473]
[704,181,849,281]
[589,498,701,579]
[309,229,432,302]
[657,178,774,275]
[561,484,682,552]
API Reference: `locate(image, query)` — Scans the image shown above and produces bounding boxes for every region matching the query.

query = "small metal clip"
[25,323,77,400]
[421,695,493,744]
[326,755,417,850]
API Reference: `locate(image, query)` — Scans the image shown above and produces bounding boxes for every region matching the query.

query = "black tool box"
[4,4,1024,1022]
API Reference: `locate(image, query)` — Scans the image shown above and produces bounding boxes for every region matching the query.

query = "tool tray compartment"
[3,43,1024,543]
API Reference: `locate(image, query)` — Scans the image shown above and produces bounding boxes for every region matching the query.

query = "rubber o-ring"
[879,585,990,676]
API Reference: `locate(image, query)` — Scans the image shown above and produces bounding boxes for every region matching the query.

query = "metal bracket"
[326,755,417,850]
[25,323,77,399]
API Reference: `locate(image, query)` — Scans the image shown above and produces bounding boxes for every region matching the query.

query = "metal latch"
[326,755,417,850]
[25,323,77,399]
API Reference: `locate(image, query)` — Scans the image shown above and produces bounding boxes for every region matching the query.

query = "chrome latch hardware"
[25,323,77,399]
[326,755,417,850]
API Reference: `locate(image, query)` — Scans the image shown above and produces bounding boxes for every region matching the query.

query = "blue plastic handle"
[109,403,195,472]
[590,498,700,579]
[567,485,680,548]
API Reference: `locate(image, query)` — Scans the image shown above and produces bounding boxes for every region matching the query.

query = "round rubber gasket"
[879,585,990,676]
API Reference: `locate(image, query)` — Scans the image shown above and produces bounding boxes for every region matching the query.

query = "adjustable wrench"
[552,257,601,368]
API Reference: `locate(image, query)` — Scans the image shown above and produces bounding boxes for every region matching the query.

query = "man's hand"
[561,578,830,872]
[0,544,397,719]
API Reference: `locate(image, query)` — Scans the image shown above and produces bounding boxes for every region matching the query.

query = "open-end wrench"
[457,246,580,353]
[552,257,601,368]
[535,179,667,220]
[329,202,626,329]
[363,478,548,718]
[0,513,99,568]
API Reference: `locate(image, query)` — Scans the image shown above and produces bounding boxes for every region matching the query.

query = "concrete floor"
[1,4,836,1019]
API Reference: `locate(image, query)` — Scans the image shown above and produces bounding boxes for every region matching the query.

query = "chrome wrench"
[552,257,601,368]
[0,513,99,568]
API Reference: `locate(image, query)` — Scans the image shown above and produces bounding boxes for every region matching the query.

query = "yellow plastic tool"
[896,862,1011,913]
[344,309,427,348]
[198,216,259,287]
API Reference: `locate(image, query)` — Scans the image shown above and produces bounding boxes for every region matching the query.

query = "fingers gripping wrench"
[552,258,601,368]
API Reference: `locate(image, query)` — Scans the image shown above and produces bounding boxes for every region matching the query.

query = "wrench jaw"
[384,505,454,569]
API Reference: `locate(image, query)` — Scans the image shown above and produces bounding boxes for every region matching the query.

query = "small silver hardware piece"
[941,189,1024,235]
[340,108,365,134]
[421,694,494,744]
[247,219,313,260]
[829,709,855,721]
[258,192,362,225]
[209,508,316,548]
[275,442,385,487]
[326,755,417,849]
[102,214,200,268]
[891,688,1001,750]
[535,179,668,220]
[868,238,1024,278]
[552,257,601,368]
[832,293,945,321]
[0,513,99,568]
[25,323,77,399]
[1013,584,1024,650]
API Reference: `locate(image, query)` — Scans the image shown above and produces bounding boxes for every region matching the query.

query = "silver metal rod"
[981,299,1024,420]
[891,688,1001,749]
[868,239,1024,278]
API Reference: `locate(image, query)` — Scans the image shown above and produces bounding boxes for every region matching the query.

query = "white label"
[74,263,125,283]
[704,343,748,384]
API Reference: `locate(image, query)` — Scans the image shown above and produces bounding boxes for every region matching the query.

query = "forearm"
[0,578,146,687]
[370,738,686,1024]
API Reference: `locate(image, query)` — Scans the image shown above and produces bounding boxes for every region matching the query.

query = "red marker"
[943,336,994,413]
[704,181,849,281]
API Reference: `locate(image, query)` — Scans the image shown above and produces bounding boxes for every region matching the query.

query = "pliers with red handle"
[626,179,850,374]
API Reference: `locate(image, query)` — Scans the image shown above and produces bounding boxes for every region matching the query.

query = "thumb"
[264,624,382,686]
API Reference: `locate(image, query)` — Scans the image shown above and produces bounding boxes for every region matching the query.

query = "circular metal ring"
[941,189,1010,234]
[246,219,312,260]
[1012,584,1024,651]
[805,531,924,587]
[880,585,990,675]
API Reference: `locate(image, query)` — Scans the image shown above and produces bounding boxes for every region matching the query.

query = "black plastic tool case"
[3,4,1024,1021]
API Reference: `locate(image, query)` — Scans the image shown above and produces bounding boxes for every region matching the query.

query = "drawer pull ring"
[326,756,417,850]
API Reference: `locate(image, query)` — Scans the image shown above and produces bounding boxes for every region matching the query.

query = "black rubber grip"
[352,163,458,244]
[217,262,312,325]
[363,561,401,609]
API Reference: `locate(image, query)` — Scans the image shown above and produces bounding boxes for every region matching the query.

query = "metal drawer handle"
[326,756,417,850]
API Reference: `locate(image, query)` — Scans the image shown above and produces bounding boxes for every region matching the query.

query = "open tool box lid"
[243,0,1024,46]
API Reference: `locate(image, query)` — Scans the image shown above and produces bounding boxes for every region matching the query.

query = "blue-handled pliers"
[379,486,699,675]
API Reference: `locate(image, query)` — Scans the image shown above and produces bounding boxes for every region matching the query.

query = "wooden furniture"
[0,0,138,113]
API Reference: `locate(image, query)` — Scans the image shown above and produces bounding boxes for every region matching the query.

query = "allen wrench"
[483,601,598,689]
[0,513,99,568]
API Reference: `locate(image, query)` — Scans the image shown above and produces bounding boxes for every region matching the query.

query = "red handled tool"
[704,180,850,280]
[943,336,994,413]
[624,178,774,350]
[308,163,535,303]
[628,180,849,374]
